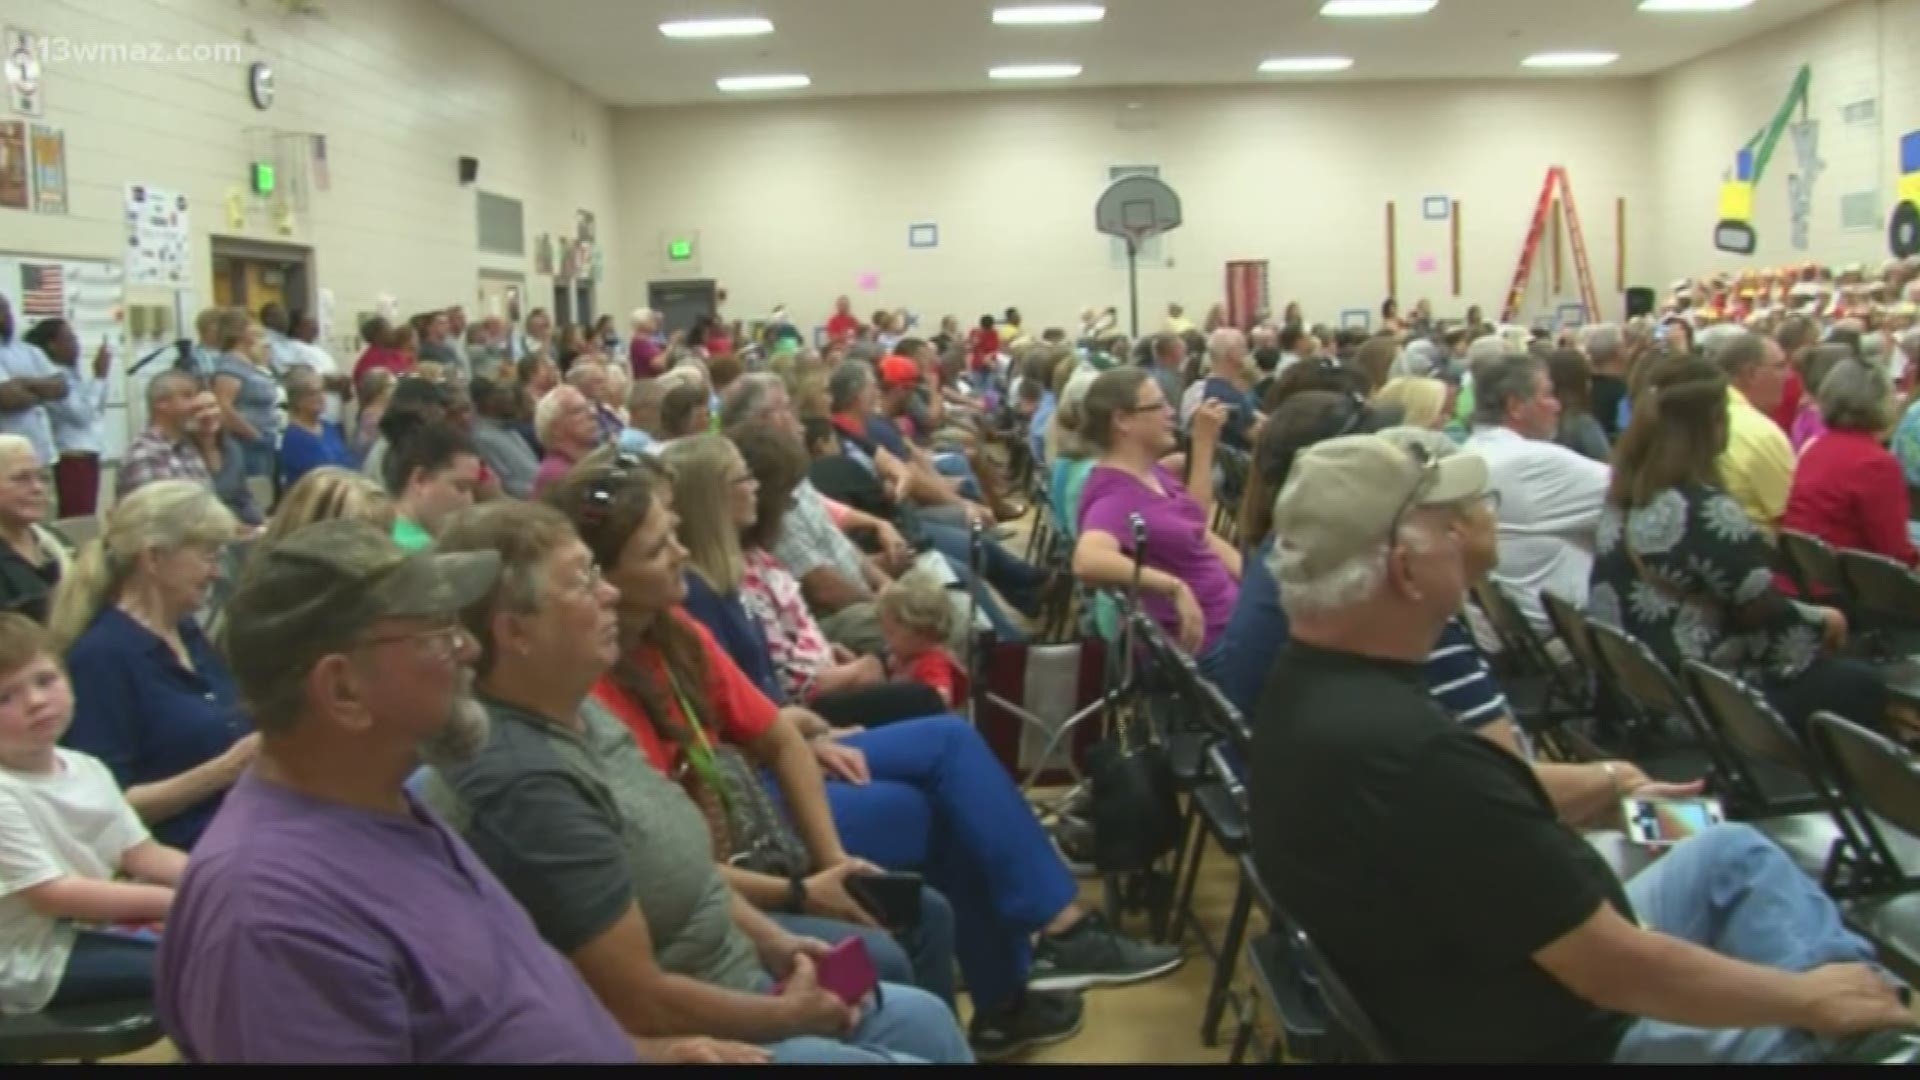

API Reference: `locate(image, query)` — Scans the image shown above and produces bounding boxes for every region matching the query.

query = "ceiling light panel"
[716,73,810,92]
[660,17,774,39]
[989,63,1084,79]
[1638,0,1754,11]
[1320,0,1438,16]
[1258,56,1355,73]
[992,5,1106,25]
[1521,51,1621,68]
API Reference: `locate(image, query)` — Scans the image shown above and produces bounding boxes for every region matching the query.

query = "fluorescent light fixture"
[988,63,1083,79]
[715,73,810,92]
[1258,56,1355,73]
[992,5,1105,25]
[1320,0,1437,16]
[660,17,774,39]
[1521,51,1620,69]
[1638,0,1753,10]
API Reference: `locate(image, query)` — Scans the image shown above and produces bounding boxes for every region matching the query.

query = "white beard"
[418,673,492,767]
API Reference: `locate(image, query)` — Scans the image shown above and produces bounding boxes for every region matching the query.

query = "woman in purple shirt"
[1070,367,1241,655]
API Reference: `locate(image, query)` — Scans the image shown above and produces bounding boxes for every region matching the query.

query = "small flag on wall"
[21,263,64,317]
[310,134,329,191]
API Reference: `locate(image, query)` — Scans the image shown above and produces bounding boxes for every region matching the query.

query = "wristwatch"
[786,874,808,914]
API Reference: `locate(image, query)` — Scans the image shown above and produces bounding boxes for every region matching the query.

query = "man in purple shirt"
[157,521,753,1063]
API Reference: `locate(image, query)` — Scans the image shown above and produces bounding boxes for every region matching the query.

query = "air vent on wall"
[1843,98,1878,124]
[1841,190,1879,232]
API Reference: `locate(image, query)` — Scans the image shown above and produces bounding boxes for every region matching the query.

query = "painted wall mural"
[1893,130,1920,259]
[1714,65,1815,256]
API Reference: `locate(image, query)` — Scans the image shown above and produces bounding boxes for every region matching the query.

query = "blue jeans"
[1612,823,1888,1063]
[919,519,1048,617]
[765,886,959,1012]
[825,715,1080,1014]
[759,978,972,1063]
[932,453,983,502]
[49,931,157,1008]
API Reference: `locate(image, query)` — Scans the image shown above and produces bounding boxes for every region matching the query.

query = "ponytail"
[47,538,115,654]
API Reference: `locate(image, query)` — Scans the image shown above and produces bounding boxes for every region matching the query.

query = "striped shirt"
[1425,615,1509,732]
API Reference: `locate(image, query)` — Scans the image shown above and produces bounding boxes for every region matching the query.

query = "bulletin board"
[0,252,135,461]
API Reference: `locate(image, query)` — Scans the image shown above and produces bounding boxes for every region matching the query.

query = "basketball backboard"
[1096,174,1182,245]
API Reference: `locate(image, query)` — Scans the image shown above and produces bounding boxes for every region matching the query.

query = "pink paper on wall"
[1414,254,1439,274]
[857,272,881,291]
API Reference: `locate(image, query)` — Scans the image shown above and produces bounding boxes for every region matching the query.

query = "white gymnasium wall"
[612,80,1657,336]
[1649,0,1920,286]
[1,0,621,354]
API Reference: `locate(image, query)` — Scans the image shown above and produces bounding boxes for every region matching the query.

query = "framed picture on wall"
[909,222,938,249]
[1340,309,1371,330]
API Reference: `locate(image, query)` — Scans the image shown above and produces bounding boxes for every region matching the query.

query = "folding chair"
[1470,583,1592,760]
[1808,712,1920,984]
[1833,550,1920,695]
[1681,661,1863,882]
[1780,529,1846,602]
[1582,621,1730,788]
[0,1001,162,1064]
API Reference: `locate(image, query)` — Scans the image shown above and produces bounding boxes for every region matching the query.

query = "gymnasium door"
[209,237,312,318]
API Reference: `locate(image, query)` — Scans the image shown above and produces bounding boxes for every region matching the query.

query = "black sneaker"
[1029,911,1185,992]
[968,989,1085,1061]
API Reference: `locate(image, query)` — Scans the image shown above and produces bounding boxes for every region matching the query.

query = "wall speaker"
[1625,286,1656,319]
[458,156,479,185]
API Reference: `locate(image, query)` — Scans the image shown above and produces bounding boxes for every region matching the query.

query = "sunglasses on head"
[578,453,653,528]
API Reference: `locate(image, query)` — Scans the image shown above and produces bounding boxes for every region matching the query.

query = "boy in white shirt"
[0,613,186,1015]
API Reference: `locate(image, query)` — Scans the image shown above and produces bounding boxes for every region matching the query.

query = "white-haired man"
[1579,323,1629,440]
[1253,434,1914,1064]
[531,385,602,497]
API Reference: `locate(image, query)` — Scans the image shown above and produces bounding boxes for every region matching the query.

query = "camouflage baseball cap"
[223,520,501,703]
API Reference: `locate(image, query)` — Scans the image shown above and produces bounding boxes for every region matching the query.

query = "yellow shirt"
[1717,386,1795,535]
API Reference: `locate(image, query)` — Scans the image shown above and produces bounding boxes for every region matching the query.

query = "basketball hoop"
[1095,175,1183,336]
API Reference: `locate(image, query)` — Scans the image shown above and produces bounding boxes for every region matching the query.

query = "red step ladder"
[1500,166,1601,325]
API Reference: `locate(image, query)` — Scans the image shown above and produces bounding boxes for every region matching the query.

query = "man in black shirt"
[1252,434,1912,1063]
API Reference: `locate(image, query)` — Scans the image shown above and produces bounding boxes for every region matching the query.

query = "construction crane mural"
[1714,64,1815,256]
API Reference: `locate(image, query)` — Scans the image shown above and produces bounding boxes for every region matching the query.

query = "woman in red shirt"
[546,449,1183,1056]
[1782,357,1916,566]
[351,316,415,383]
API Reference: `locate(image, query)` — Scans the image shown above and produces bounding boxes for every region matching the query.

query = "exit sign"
[668,238,693,261]
[251,161,276,195]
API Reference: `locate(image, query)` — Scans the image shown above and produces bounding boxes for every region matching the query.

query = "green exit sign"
[668,239,693,262]
[251,162,276,195]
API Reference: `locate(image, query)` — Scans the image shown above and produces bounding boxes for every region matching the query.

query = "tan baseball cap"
[1273,434,1489,578]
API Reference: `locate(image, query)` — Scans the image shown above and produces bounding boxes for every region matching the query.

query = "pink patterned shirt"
[739,547,834,702]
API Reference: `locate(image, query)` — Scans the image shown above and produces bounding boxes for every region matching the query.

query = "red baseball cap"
[878,355,921,389]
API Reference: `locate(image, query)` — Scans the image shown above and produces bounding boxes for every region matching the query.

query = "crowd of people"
[4,256,1920,1061]
[0,292,1196,1063]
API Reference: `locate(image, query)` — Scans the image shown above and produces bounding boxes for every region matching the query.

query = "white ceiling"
[443,0,1845,107]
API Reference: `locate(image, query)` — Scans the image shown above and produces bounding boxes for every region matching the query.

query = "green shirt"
[393,517,433,552]
[424,697,763,992]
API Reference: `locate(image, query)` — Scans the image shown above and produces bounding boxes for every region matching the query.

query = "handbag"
[1085,710,1183,872]
[668,673,811,879]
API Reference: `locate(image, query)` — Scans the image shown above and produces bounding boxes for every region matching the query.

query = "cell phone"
[1623,796,1726,847]
[846,871,923,931]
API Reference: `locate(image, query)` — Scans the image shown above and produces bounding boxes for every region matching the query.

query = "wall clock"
[248,61,275,110]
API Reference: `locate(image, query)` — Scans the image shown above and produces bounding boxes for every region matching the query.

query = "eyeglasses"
[1123,398,1173,415]
[566,563,606,596]
[357,623,470,663]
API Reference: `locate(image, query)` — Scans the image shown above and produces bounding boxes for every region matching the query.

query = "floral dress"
[1587,482,1825,686]
[738,546,836,703]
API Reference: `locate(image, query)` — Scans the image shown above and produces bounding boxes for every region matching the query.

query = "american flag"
[20,264,62,318]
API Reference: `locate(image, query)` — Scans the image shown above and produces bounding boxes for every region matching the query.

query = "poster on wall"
[4,28,43,117]
[0,254,130,458]
[0,121,26,209]
[124,183,191,285]
[29,123,64,214]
